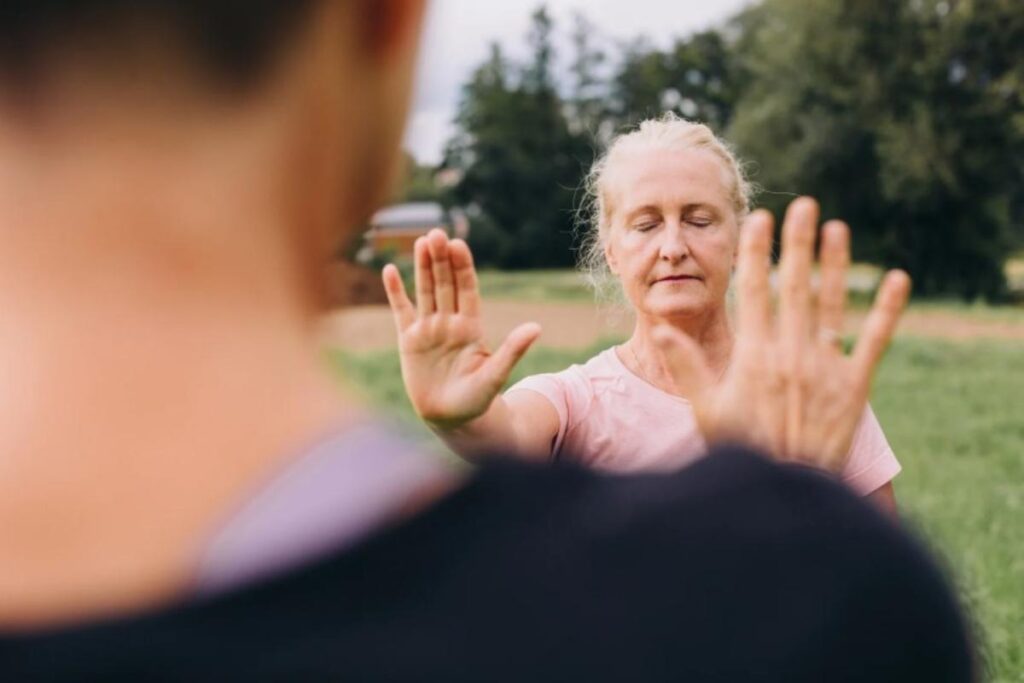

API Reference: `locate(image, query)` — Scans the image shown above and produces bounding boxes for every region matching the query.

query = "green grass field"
[330,337,1024,681]
[477,259,1024,310]
[477,268,596,301]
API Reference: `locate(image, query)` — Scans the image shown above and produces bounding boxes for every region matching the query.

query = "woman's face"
[603,146,740,321]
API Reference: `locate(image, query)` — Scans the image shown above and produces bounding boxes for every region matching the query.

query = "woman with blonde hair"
[383,114,906,511]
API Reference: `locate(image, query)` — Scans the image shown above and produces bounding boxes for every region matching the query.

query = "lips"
[654,275,702,284]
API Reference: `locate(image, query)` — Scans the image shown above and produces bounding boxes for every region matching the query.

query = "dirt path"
[320,301,1024,351]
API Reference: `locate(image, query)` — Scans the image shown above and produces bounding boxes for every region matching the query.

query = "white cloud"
[405,107,457,164]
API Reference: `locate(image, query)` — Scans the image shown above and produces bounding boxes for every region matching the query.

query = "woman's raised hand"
[653,197,911,474]
[382,229,541,430]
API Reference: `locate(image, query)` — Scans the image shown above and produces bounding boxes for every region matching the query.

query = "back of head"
[0,1,315,95]
[0,0,424,295]
[0,0,427,628]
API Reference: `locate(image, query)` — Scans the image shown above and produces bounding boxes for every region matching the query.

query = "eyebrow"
[623,205,661,222]
[622,202,722,222]
[682,203,723,216]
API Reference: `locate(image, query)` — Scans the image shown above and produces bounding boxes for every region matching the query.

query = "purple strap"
[192,423,453,597]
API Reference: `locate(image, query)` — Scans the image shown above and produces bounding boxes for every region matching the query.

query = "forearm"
[430,395,551,464]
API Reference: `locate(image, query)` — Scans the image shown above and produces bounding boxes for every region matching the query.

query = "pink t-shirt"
[506,347,900,496]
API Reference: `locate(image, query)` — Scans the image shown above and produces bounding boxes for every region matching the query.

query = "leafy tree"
[445,9,590,269]
[727,0,1018,299]
[606,38,668,128]
[606,30,740,133]
[441,0,1020,296]
[392,151,442,203]
[948,0,1024,249]
[567,10,607,138]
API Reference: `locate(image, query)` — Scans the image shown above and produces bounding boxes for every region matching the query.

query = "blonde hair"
[576,113,754,301]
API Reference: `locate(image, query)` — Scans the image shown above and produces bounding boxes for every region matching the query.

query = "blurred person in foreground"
[0,1,973,681]
[385,118,900,513]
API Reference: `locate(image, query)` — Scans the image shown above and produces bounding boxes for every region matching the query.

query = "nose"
[658,220,690,263]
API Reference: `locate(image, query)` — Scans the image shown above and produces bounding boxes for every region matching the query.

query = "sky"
[404,0,753,165]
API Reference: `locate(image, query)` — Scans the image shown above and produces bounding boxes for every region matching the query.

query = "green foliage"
[476,268,593,301]
[442,1,1022,300]
[332,336,1024,680]
[393,151,444,204]
[462,211,514,267]
[567,11,606,135]
[726,0,1023,300]
[607,30,740,133]
[445,10,591,270]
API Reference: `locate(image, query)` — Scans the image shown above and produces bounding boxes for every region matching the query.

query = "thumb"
[481,322,542,392]
[650,324,715,399]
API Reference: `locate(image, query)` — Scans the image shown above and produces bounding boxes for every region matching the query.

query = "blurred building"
[358,202,468,262]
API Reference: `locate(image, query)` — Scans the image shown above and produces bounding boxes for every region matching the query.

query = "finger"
[481,322,542,393]
[650,324,716,398]
[817,220,850,347]
[778,197,819,453]
[414,236,435,317]
[382,264,415,331]
[449,238,481,317]
[735,210,774,343]
[427,229,456,314]
[778,197,818,341]
[850,270,911,389]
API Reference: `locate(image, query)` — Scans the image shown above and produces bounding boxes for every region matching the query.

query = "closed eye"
[635,221,660,232]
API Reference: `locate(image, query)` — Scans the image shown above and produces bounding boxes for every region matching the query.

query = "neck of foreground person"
[0,112,364,629]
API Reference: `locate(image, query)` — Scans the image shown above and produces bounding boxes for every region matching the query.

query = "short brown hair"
[0,1,317,94]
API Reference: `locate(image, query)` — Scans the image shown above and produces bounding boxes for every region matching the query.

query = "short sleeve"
[840,404,901,496]
[505,368,592,458]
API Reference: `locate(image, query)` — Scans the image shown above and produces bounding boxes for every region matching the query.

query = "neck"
[628,306,735,392]
[0,109,358,627]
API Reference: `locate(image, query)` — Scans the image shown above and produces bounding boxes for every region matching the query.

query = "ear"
[730,217,742,272]
[356,0,427,64]
[604,239,618,275]
[333,0,426,249]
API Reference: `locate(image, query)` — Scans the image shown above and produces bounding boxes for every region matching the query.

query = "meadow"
[329,267,1024,681]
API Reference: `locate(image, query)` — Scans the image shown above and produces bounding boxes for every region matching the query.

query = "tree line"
[413,0,1023,300]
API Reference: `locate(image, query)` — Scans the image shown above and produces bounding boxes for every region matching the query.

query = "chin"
[642,293,711,320]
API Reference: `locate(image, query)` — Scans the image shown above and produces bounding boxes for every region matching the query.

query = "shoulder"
[0,447,971,681]
[437,449,972,679]
[464,446,895,559]
[492,448,970,678]
[509,347,618,390]
[505,347,620,419]
[842,403,901,495]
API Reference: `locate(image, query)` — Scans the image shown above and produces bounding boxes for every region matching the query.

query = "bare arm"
[866,481,898,517]
[382,230,556,463]
[436,390,560,463]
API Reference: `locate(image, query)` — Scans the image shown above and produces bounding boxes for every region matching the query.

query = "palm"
[383,231,540,429]
[655,198,909,473]
[398,314,494,425]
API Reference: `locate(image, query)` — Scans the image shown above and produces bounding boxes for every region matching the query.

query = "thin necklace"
[626,340,663,391]
[625,337,732,394]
